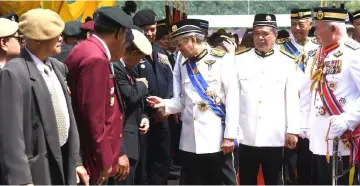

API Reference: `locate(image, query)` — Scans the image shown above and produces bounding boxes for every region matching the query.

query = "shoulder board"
[311,37,318,44]
[276,37,291,44]
[235,46,251,55]
[279,45,295,59]
[344,38,360,50]
[210,48,226,57]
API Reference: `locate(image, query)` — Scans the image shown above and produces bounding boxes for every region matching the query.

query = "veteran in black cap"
[65,6,134,185]
[235,13,301,185]
[132,9,174,185]
[1,11,19,22]
[146,16,240,185]
[53,21,85,62]
[306,7,360,185]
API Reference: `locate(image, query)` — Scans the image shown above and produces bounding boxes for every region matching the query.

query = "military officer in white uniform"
[146,19,240,185]
[235,13,300,185]
[276,9,319,185]
[302,7,360,185]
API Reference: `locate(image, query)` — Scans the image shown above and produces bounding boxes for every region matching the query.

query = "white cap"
[0,18,18,38]
[131,29,152,55]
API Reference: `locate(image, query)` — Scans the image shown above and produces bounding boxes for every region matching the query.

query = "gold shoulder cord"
[309,48,323,92]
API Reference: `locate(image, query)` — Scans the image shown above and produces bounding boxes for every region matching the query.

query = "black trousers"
[297,138,312,184]
[169,114,181,165]
[311,154,351,185]
[146,123,171,185]
[283,138,313,185]
[180,150,237,185]
[108,158,138,185]
[135,134,147,185]
[238,144,283,185]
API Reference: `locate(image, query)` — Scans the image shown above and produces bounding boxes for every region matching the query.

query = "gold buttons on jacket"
[119,133,122,138]
[258,100,262,104]
[120,116,123,120]
[258,116,262,119]
[194,116,198,120]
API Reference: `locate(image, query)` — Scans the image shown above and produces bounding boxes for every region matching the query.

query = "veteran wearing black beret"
[132,9,174,185]
[65,6,134,185]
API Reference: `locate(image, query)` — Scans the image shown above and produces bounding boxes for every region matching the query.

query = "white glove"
[328,115,348,139]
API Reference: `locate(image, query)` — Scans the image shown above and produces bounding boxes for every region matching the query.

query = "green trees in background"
[115,0,360,18]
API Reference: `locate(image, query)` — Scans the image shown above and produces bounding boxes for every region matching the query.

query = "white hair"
[177,32,206,44]
[327,21,347,37]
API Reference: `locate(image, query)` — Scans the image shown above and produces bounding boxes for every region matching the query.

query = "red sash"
[317,43,360,166]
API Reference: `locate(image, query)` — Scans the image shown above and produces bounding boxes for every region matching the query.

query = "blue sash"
[281,42,305,71]
[185,58,238,147]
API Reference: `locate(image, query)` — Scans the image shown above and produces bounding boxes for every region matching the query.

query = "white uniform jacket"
[303,38,360,156]
[235,47,300,147]
[164,45,241,154]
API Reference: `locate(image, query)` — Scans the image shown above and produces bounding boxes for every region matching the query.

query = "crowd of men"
[0,1,360,185]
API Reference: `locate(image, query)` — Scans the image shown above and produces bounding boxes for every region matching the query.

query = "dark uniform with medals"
[132,9,173,185]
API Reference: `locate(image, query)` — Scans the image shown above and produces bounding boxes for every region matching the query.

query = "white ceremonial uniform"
[164,44,241,154]
[304,37,360,156]
[235,47,301,147]
[285,36,319,136]
[173,52,185,98]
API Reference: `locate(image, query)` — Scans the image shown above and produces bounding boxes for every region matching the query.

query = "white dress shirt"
[26,48,70,143]
[235,47,301,147]
[164,45,241,154]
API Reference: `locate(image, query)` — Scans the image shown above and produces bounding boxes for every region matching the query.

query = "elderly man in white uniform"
[235,13,300,185]
[146,19,240,185]
[301,7,360,185]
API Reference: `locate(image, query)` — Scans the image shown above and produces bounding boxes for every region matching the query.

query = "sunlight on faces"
[314,21,333,46]
[142,24,156,42]
[34,34,63,56]
[291,19,312,42]
[253,26,277,52]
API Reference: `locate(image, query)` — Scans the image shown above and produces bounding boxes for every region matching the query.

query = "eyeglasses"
[8,36,24,43]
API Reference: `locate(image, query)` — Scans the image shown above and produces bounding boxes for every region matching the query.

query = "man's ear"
[0,38,8,52]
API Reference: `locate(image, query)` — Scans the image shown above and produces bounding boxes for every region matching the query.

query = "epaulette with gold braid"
[344,38,360,50]
[279,45,296,59]
[210,48,226,57]
[276,37,291,44]
[235,46,251,55]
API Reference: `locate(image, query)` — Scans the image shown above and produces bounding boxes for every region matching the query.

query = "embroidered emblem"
[333,50,343,58]
[11,16,15,21]
[298,12,304,18]
[266,15,272,21]
[204,60,216,71]
[210,48,226,57]
[316,10,324,20]
[235,46,251,55]
[328,81,337,91]
[308,49,317,57]
[339,97,346,105]
[197,100,209,111]
[110,96,115,107]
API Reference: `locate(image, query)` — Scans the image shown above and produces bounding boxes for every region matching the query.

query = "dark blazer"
[113,61,149,160]
[0,49,81,185]
[133,44,173,125]
[65,35,125,181]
